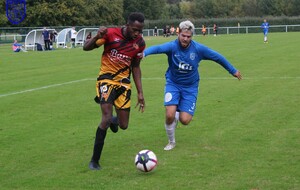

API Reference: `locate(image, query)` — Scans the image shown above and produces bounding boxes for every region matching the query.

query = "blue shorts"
[164,81,198,116]
[263,30,268,36]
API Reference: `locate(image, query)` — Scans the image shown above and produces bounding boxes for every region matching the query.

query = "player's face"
[178,30,193,48]
[126,21,144,39]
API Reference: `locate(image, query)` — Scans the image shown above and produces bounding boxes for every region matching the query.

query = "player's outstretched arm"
[233,70,242,80]
[83,26,107,51]
[132,60,145,113]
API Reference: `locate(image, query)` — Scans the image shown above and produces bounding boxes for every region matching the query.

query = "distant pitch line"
[0,78,92,98]
[0,77,299,98]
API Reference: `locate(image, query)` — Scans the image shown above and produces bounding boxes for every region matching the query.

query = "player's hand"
[135,93,145,113]
[233,71,242,80]
[96,26,107,39]
[137,52,145,59]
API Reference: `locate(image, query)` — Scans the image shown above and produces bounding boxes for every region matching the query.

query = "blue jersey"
[144,39,237,86]
[261,22,270,33]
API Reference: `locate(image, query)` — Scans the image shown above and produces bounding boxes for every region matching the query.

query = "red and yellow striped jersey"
[95,27,145,83]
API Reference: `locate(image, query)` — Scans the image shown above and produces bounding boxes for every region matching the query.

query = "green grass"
[0,33,299,190]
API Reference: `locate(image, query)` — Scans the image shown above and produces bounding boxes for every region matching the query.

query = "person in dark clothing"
[213,24,218,36]
[50,30,57,50]
[42,27,51,50]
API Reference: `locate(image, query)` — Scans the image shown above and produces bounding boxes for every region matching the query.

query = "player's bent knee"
[119,125,128,130]
[118,120,128,130]
[180,118,192,125]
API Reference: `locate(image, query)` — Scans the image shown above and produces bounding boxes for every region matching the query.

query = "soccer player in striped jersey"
[143,20,242,151]
[84,12,146,170]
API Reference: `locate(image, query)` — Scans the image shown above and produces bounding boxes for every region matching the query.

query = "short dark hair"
[127,12,144,24]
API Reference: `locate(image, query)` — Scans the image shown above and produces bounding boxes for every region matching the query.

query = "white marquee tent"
[56,28,72,48]
[24,29,56,51]
[75,28,98,47]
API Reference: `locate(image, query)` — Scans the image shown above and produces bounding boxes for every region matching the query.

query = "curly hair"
[127,12,145,24]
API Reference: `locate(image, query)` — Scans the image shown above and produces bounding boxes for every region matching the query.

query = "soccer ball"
[135,150,157,172]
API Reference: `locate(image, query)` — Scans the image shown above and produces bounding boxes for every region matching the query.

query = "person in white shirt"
[71,27,77,48]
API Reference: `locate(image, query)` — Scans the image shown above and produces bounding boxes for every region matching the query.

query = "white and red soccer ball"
[135,150,157,172]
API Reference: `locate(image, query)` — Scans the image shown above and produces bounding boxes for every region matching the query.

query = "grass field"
[0,32,299,190]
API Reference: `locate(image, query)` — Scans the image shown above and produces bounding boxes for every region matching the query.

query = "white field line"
[0,78,92,98]
[0,77,299,98]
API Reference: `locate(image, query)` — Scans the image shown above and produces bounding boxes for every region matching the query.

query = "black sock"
[91,127,107,163]
[111,116,118,125]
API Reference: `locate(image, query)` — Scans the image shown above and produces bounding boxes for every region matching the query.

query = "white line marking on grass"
[143,77,300,80]
[1,77,299,98]
[228,76,300,80]
[0,78,93,98]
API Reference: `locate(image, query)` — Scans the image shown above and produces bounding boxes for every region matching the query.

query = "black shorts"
[94,80,131,110]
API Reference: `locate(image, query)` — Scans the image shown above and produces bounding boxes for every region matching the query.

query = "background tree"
[123,0,165,20]
[258,0,278,16]
[179,1,193,18]
[22,0,87,26]
[192,0,215,18]
[85,0,124,26]
[0,1,7,26]
[164,1,182,19]
[1,0,300,27]
[275,0,300,16]
[241,0,262,16]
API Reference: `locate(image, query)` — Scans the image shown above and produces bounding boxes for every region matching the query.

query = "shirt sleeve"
[95,30,109,47]
[200,45,237,75]
[144,42,172,57]
[95,39,106,46]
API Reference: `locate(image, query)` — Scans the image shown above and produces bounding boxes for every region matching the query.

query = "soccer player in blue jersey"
[261,19,270,43]
[143,20,242,151]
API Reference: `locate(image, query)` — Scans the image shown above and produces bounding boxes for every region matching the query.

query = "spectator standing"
[213,24,218,36]
[166,26,171,37]
[176,26,179,36]
[42,27,51,50]
[50,30,57,50]
[163,26,167,37]
[201,25,207,36]
[71,27,77,48]
[170,25,175,36]
[86,32,92,40]
[154,26,158,36]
